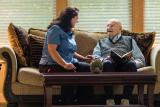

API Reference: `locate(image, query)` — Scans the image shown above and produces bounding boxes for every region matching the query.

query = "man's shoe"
[120,99,130,105]
[106,99,115,105]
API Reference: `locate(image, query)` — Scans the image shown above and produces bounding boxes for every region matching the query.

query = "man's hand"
[104,56,115,63]
[85,55,95,63]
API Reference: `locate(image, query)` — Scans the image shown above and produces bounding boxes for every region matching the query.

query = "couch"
[0,23,160,106]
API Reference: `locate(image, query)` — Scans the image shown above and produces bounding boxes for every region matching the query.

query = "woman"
[39,7,93,104]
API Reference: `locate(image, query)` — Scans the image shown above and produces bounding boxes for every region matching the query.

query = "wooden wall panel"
[132,0,144,32]
[56,0,67,17]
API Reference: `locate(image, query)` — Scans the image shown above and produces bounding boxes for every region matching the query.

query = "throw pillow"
[8,23,29,67]
[28,28,46,37]
[28,34,44,67]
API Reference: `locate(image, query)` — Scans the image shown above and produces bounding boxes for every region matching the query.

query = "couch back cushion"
[28,28,46,67]
[8,23,29,67]
[73,30,106,56]
[28,34,44,67]
[28,28,155,67]
[28,28,46,37]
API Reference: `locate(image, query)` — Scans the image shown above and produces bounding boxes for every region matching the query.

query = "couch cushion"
[28,28,46,37]
[73,29,107,56]
[12,82,60,95]
[137,66,154,72]
[8,23,29,66]
[18,67,44,86]
[28,34,44,67]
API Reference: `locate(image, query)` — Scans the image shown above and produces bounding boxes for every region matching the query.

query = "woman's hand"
[74,52,94,63]
[86,55,95,59]
[63,63,76,70]
[85,55,95,63]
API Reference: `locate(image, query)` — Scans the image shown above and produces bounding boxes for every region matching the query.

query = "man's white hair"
[107,18,122,28]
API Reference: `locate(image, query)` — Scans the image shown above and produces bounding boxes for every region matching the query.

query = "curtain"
[0,0,55,46]
[68,0,132,32]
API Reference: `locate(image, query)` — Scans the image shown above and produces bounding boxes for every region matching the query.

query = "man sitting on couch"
[92,18,146,105]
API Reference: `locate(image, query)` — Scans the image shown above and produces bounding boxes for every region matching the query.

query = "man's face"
[106,21,121,37]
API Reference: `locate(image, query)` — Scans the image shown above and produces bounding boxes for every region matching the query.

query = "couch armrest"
[150,45,160,81]
[0,46,17,82]
[0,45,19,102]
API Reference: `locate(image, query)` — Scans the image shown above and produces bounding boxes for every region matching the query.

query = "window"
[144,0,160,44]
[68,0,132,32]
[0,0,55,46]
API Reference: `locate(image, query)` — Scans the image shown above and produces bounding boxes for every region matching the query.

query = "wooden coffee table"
[42,72,157,107]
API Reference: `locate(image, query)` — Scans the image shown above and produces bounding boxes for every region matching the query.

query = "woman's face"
[71,16,79,28]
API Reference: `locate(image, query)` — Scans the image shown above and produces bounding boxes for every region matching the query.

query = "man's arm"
[92,40,102,58]
[132,39,146,68]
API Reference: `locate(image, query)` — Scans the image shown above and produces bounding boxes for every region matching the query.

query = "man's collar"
[109,33,121,43]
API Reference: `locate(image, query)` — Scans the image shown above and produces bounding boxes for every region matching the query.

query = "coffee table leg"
[138,84,144,105]
[45,86,52,107]
[147,84,155,107]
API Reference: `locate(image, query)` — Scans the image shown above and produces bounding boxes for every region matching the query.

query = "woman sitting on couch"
[39,7,93,104]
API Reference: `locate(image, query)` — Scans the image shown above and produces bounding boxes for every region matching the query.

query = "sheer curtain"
[144,0,160,44]
[68,0,132,32]
[0,0,55,46]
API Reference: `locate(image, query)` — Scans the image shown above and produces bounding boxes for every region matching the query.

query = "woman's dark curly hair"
[47,7,79,32]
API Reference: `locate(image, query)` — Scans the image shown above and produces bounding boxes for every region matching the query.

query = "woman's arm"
[74,52,93,63]
[48,44,76,70]
[74,52,85,60]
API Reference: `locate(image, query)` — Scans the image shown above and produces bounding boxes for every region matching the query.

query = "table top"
[42,72,157,86]
[50,105,146,107]
[42,72,156,77]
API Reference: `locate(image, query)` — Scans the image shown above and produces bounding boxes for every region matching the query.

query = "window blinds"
[0,0,55,46]
[68,0,132,32]
[144,0,160,44]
